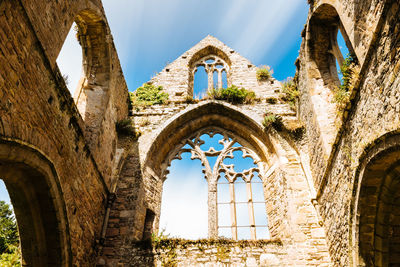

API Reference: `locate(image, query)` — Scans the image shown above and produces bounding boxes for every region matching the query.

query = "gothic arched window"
[192,56,229,98]
[160,128,270,240]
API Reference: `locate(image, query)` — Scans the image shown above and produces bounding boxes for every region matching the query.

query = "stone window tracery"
[162,128,270,240]
[192,56,229,97]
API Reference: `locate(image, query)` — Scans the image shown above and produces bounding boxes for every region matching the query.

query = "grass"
[263,113,305,140]
[262,113,283,131]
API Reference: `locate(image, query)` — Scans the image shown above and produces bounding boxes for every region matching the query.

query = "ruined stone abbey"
[0,0,399,266]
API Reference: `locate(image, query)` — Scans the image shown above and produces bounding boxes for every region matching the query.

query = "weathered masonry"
[0,0,399,266]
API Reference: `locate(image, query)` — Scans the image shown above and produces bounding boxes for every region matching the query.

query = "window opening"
[160,129,269,240]
[222,70,228,88]
[192,55,230,98]
[142,209,155,240]
[213,71,218,89]
[193,65,208,99]
[57,22,83,96]
[159,152,208,239]
[336,29,352,85]
[205,58,215,64]
[337,30,350,62]
[0,180,20,261]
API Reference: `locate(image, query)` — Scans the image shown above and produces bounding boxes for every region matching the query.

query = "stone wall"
[3,0,399,265]
[110,238,329,267]
[127,240,285,267]
[149,35,281,101]
[0,0,128,265]
[100,92,331,265]
[298,0,400,265]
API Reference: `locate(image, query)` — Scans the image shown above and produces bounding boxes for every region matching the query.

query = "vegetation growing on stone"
[116,118,137,137]
[0,201,20,267]
[131,83,169,106]
[256,65,272,81]
[137,235,281,251]
[283,120,305,140]
[263,113,283,131]
[184,95,200,104]
[265,97,278,104]
[333,54,359,110]
[263,113,305,140]
[280,75,299,108]
[132,233,282,266]
[207,85,256,104]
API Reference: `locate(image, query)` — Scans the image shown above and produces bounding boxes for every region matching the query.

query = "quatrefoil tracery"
[192,56,230,75]
[164,128,263,183]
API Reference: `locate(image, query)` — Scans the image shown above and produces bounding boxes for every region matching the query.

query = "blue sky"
[56,0,310,94]
[1,1,311,239]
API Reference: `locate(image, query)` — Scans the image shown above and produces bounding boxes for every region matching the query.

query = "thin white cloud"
[102,1,145,65]
[226,1,304,62]
[218,1,248,34]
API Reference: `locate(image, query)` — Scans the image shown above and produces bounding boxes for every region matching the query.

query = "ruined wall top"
[149,35,282,101]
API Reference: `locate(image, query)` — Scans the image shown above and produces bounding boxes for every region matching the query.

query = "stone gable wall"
[149,36,281,101]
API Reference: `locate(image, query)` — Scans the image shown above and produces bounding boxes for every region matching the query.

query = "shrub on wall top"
[256,65,273,81]
[132,83,169,105]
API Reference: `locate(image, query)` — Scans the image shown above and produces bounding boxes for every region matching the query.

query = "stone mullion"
[246,181,256,240]
[208,182,218,238]
[207,67,213,92]
[217,70,223,89]
[229,182,237,240]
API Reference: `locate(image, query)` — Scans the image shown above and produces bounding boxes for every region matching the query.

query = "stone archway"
[142,101,281,239]
[352,133,400,267]
[0,139,71,267]
[71,8,111,145]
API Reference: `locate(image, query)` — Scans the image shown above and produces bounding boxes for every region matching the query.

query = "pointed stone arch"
[72,9,111,145]
[303,2,359,167]
[0,138,71,267]
[188,46,232,97]
[351,132,400,266]
[142,101,284,238]
[144,101,277,178]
